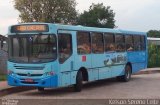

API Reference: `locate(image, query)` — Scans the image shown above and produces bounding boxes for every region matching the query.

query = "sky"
[0,0,160,35]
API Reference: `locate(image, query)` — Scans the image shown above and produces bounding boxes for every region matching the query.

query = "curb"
[134,70,160,75]
[0,86,35,97]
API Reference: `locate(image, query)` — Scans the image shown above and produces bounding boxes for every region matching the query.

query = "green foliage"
[0,74,7,81]
[147,30,160,38]
[77,3,116,28]
[14,0,77,24]
[148,44,160,67]
[148,30,160,67]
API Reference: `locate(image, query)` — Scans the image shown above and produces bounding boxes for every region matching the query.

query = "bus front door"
[58,30,76,87]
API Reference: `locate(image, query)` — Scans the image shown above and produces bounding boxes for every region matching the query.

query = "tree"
[148,44,160,67]
[147,30,160,38]
[14,0,77,24]
[77,3,116,28]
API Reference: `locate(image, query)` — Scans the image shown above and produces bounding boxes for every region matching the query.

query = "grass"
[0,74,7,81]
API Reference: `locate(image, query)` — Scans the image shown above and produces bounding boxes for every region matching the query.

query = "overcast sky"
[0,0,160,35]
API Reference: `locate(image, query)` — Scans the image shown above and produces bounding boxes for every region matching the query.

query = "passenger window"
[134,35,141,51]
[92,33,104,53]
[141,36,146,50]
[115,35,125,52]
[125,35,134,51]
[58,34,72,64]
[104,33,115,52]
[77,32,91,54]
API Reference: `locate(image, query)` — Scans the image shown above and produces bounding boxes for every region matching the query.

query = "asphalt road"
[1,73,160,105]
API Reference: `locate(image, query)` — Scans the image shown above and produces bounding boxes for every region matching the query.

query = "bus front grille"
[21,81,38,84]
[17,73,43,77]
[20,79,39,84]
[14,66,45,70]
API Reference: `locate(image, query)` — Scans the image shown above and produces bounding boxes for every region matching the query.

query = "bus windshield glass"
[8,34,57,63]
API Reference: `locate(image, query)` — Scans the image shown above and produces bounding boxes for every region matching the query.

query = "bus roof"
[119,29,146,35]
[55,24,121,34]
[55,24,147,35]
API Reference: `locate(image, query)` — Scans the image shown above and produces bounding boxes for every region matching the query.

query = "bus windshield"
[8,34,57,63]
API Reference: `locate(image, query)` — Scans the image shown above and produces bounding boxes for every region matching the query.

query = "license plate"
[24,78,34,83]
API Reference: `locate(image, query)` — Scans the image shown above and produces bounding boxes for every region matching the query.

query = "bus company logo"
[104,53,127,66]
[27,73,31,77]
[29,37,33,41]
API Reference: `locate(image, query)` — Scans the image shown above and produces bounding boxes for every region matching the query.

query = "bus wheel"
[74,71,83,92]
[38,87,44,92]
[117,65,132,82]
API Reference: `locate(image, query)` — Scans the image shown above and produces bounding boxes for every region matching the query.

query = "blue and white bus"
[7,23,147,92]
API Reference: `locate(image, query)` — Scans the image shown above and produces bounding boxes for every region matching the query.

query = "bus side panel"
[74,54,94,81]
[91,54,112,80]
[74,55,92,71]
[70,71,77,84]
[61,72,71,87]
[111,65,125,77]
[98,67,111,80]
[132,63,146,73]
[127,51,147,73]
[110,52,127,77]
[88,69,98,81]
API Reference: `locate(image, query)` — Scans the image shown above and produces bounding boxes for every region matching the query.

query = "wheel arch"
[126,62,132,73]
[77,67,89,81]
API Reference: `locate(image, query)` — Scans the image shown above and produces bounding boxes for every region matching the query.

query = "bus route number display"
[11,24,49,33]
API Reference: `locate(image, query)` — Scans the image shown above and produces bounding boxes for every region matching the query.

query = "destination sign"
[11,24,49,33]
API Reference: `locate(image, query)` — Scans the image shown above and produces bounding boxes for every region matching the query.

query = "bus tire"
[74,71,83,92]
[38,87,44,92]
[117,65,132,82]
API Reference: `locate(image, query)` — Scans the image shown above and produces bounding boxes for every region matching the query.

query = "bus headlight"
[45,71,55,76]
[7,70,14,76]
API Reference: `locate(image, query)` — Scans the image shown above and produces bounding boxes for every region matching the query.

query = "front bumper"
[7,75,58,88]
